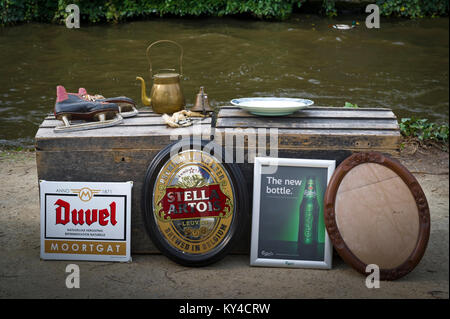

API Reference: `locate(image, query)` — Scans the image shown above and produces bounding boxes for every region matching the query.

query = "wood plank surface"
[216,117,398,130]
[214,132,399,149]
[214,106,400,154]
[214,127,400,136]
[218,105,393,111]
[36,110,212,151]
[217,107,397,119]
[41,114,210,128]
[35,125,212,151]
[216,106,399,131]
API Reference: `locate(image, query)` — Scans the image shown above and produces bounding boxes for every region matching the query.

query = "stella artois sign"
[40,181,132,262]
[157,184,232,220]
[143,139,248,266]
[153,149,235,255]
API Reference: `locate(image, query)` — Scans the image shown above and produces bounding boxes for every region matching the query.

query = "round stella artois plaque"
[142,139,248,266]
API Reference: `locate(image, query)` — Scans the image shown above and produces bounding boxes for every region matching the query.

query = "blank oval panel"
[324,153,430,280]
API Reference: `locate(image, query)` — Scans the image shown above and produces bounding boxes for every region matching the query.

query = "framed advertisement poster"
[40,180,132,262]
[250,157,335,269]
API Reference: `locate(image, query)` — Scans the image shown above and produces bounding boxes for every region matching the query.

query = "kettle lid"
[153,72,181,84]
[154,72,179,78]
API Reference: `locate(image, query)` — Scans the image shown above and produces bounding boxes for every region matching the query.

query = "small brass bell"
[191,86,213,115]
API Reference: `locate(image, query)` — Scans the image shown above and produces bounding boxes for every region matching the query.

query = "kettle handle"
[146,40,183,79]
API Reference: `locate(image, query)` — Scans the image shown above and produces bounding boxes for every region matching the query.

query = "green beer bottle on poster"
[298,176,319,260]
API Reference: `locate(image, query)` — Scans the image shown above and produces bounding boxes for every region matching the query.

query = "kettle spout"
[136,76,151,106]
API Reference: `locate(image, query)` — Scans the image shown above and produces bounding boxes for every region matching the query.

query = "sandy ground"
[0,150,448,299]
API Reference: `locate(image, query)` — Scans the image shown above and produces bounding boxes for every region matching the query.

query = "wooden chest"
[214,106,399,195]
[213,106,400,252]
[35,110,211,254]
[35,106,400,254]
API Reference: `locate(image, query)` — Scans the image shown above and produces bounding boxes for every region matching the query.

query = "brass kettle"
[136,40,185,114]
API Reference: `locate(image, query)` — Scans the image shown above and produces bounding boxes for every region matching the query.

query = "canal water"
[0,15,448,148]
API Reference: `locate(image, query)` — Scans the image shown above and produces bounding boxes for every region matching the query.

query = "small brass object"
[191,86,213,115]
[136,40,185,114]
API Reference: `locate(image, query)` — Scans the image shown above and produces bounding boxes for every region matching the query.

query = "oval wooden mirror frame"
[324,152,430,280]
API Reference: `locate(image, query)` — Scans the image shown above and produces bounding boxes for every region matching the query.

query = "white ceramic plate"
[230,97,314,116]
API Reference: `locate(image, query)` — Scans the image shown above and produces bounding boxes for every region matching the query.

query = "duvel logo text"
[54,199,118,226]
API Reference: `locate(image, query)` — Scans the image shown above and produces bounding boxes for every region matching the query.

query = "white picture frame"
[250,157,335,269]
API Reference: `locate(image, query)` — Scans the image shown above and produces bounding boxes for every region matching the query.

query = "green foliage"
[321,0,448,18]
[1,0,58,25]
[376,0,449,18]
[322,0,337,18]
[344,102,359,108]
[1,0,308,25]
[419,0,449,17]
[399,118,449,143]
[1,0,448,25]
[320,0,448,18]
[378,0,425,18]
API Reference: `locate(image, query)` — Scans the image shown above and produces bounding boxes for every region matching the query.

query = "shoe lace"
[81,94,105,102]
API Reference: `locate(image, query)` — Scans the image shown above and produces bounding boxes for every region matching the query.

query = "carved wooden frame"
[324,152,430,280]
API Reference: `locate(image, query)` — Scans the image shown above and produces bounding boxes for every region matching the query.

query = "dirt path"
[0,150,448,299]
